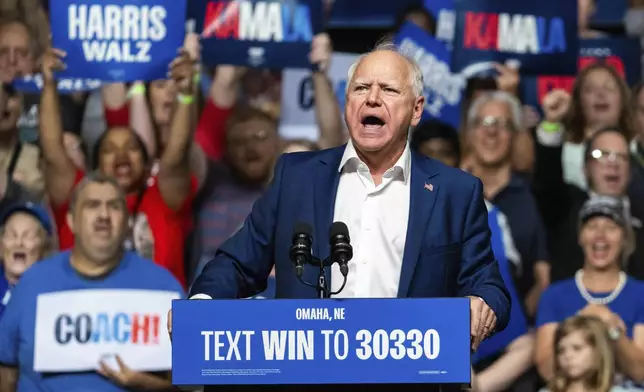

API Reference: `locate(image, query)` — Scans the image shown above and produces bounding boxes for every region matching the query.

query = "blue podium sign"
[172,298,471,385]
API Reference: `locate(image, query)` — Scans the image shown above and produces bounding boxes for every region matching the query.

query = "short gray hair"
[466,91,523,131]
[346,41,424,98]
[68,171,126,213]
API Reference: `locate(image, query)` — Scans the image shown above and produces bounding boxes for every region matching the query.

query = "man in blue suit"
[177,43,510,351]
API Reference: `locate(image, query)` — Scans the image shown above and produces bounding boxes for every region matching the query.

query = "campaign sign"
[451,0,578,76]
[328,0,417,28]
[424,0,457,48]
[395,23,463,129]
[49,0,186,82]
[280,52,357,141]
[188,0,324,69]
[591,0,627,27]
[12,74,102,93]
[33,289,180,372]
[172,298,470,385]
[521,37,642,109]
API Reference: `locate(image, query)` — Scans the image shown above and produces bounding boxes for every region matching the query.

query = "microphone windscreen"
[293,222,313,237]
[329,221,349,239]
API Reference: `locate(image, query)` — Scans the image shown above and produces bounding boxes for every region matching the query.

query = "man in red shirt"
[37,47,197,288]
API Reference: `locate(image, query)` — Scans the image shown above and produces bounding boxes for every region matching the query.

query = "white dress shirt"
[330,141,411,298]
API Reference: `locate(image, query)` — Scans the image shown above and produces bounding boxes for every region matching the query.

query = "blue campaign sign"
[521,37,642,110]
[451,0,578,76]
[49,0,186,82]
[423,0,456,48]
[328,0,417,28]
[591,0,627,27]
[188,0,324,70]
[172,298,471,385]
[12,74,102,93]
[395,23,463,129]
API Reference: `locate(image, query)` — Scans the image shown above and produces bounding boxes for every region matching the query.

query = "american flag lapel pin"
[424,183,434,192]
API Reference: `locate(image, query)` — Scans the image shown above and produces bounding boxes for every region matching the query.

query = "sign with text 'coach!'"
[49,0,186,82]
[188,0,324,69]
[172,298,470,385]
[451,0,578,76]
[34,289,180,372]
[395,23,463,129]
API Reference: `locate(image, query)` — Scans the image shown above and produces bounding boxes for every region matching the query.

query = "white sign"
[34,289,179,372]
[279,52,359,141]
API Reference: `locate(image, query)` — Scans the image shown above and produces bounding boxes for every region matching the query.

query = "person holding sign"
[38,43,199,288]
[0,173,183,392]
[180,43,511,349]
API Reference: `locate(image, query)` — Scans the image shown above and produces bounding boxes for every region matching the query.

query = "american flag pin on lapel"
[424,183,434,192]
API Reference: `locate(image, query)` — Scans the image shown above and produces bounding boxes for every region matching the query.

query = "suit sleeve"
[457,178,511,332]
[189,155,287,299]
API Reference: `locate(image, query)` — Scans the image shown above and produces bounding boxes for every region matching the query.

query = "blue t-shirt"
[0,251,184,392]
[0,265,10,319]
[536,277,644,338]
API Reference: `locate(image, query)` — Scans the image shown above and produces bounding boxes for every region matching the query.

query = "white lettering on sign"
[398,38,464,117]
[321,330,349,360]
[68,5,167,63]
[202,330,255,361]
[295,307,332,321]
[262,330,314,360]
[355,329,440,360]
[497,14,539,54]
[238,1,283,41]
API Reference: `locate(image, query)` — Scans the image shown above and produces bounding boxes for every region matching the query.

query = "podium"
[171,298,471,387]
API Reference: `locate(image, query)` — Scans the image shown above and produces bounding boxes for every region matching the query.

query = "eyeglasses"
[590,149,629,164]
[474,116,513,131]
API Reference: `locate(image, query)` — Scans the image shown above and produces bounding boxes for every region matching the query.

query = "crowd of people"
[0,0,643,391]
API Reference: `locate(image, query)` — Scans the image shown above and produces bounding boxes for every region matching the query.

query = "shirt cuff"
[189,294,212,300]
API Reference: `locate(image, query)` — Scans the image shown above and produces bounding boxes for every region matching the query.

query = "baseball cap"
[579,196,627,228]
[1,202,53,236]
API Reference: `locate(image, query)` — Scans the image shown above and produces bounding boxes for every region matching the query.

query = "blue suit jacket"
[191,146,511,331]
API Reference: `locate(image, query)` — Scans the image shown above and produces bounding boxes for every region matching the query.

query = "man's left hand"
[98,355,140,388]
[467,296,497,351]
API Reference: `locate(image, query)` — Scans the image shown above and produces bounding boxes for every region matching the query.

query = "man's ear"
[411,95,425,127]
[66,211,75,234]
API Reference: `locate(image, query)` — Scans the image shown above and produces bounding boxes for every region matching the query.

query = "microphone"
[329,222,353,277]
[289,222,313,278]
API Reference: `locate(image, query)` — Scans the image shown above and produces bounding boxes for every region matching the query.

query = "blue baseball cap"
[1,202,53,236]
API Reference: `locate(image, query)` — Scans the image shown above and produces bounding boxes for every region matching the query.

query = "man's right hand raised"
[40,47,67,83]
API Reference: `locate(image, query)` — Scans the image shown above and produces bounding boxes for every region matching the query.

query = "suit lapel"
[313,147,344,263]
[397,152,440,297]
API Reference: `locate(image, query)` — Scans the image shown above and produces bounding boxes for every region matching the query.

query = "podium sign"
[172,298,471,385]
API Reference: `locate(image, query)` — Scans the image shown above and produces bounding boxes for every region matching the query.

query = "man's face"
[469,101,513,167]
[344,51,424,155]
[68,182,127,263]
[98,127,147,193]
[226,118,280,183]
[586,132,630,196]
[0,22,34,83]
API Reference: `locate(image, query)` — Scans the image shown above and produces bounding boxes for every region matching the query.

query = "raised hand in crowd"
[310,32,333,74]
[542,88,572,123]
[493,62,520,95]
[40,47,66,83]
